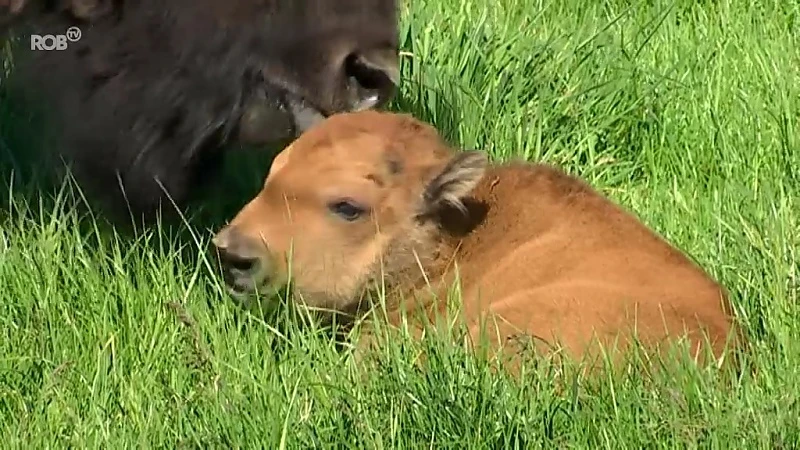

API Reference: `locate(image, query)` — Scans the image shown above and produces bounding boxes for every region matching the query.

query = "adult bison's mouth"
[236,82,376,145]
[235,85,322,146]
[237,54,400,145]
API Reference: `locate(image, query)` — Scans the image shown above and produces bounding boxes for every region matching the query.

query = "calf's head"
[212,111,488,315]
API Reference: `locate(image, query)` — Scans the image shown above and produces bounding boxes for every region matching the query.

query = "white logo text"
[30,26,82,51]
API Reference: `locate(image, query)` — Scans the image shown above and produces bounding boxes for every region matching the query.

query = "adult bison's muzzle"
[1,0,400,224]
[238,46,400,145]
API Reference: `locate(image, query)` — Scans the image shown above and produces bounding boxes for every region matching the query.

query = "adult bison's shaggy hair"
[1,0,400,223]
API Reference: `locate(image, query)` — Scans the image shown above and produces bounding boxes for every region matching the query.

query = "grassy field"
[1,0,799,447]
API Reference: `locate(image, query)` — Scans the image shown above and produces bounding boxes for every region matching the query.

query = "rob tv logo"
[30,26,82,51]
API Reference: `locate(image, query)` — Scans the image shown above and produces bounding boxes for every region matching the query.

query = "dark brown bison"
[0,0,399,223]
[211,111,744,373]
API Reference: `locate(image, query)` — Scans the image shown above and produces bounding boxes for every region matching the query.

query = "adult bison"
[0,0,399,223]
[211,110,743,372]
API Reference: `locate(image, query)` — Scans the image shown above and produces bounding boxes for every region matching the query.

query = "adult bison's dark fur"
[1,0,400,224]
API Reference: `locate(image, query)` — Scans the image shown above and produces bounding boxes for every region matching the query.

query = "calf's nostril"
[230,254,256,272]
[217,246,258,273]
[212,228,261,275]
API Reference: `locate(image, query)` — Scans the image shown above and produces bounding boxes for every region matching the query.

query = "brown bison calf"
[212,111,742,370]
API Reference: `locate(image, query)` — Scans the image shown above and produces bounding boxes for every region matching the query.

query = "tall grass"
[1,0,798,446]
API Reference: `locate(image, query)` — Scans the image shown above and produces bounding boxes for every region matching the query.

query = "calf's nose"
[212,226,261,274]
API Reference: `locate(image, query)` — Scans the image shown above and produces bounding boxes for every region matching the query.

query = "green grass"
[1,0,799,446]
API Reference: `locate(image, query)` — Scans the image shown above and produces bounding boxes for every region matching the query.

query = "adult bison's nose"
[212,226,265,293]
[243,46,400,140]
[342,48,400,112]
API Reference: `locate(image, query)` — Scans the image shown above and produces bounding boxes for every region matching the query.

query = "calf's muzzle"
[212,225,269,293]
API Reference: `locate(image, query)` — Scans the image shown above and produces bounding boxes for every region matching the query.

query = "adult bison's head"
[0,0,401,222]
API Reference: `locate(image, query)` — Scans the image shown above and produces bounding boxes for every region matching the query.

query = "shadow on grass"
[0,21,467,357]
[0,42,467,242]
[0,46,468,347]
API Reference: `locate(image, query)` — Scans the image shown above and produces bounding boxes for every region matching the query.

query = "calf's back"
[393,162,739,368]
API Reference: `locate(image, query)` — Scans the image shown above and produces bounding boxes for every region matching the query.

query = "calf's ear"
[419,150,488,217]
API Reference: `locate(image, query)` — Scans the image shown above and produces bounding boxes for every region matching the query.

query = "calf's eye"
[328,200,366,222]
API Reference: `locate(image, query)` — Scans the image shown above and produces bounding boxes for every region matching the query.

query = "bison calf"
[212,111,742,371]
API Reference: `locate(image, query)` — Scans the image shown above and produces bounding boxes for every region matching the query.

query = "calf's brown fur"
[212,111,742,370]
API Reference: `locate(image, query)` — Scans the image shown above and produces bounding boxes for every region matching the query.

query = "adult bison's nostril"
[343,48,400,111]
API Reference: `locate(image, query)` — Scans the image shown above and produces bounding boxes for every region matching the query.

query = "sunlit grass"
[0,0,798,446]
